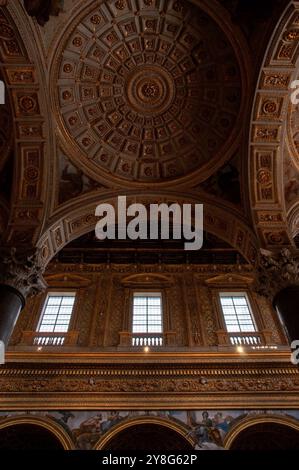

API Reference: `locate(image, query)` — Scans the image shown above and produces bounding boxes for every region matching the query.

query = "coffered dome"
[52,0,243,185]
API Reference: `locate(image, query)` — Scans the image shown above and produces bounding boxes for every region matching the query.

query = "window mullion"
[54,296,63,332]
[146,296,149,333]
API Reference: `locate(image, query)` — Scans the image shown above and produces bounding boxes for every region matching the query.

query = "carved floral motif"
[0,368,298,394]
[255,249,299,300]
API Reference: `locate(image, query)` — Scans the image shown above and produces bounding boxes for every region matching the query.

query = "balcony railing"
[20,331,79,347]
[216,329,273,348]
[132,334,163,347]
[119,331,176,348]
[229,333,262,346]
[33,334,66,346]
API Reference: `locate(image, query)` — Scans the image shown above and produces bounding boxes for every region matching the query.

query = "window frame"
[218,291,258,334]
[131,291,164,335]
[37,291,77,334]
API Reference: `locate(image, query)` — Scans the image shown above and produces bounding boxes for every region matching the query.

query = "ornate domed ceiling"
[52,0,243,186]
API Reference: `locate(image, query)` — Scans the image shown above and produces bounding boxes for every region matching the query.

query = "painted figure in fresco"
[60,163,84,200]
[213,412,233,440]
[194,411,213,444]
[101,411,123,433]
[80,414,103,433]
[73,414,103,450]
[187,411,224,449]
[58,411,75,424]
[23,0,64,26]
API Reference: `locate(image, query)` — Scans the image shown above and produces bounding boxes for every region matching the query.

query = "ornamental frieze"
[0,373,299,394]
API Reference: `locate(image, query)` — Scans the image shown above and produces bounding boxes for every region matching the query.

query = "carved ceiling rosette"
[51,0,245,188]
[0,247,46,298]
[255,248,299,300]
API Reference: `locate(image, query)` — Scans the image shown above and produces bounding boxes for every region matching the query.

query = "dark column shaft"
[0,284,24,347]
[274,285,299,344]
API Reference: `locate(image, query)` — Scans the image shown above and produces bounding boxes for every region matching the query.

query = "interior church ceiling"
[0,0,298,265]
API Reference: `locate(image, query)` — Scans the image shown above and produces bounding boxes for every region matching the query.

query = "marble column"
[0,247,46,346]
[255,249,299,344]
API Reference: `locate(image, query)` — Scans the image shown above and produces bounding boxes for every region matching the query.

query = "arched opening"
[0,416,74,450]
[229,422,299,450]
[0,424,65,450]
[53,229,247,266]
[98,422,194,451]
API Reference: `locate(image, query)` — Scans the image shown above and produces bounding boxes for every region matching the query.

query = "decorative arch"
[224,414,299,449]
[0,415,75,450]
[94,416,195,450]
[249,1,299,249]
[37,191,259,266]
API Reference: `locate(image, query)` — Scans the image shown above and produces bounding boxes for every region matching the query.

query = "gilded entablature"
[0,360,298,409]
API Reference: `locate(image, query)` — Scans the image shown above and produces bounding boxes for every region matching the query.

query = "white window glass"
[38,293,76,333]
[132,293,163,334]
[219,293,257,333]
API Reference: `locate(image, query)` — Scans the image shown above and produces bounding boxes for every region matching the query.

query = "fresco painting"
[0,409,299,450]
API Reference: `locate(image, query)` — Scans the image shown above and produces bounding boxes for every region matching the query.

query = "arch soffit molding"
[37,192,259,267]
[287,200,299,238]
[250,1,299,250]
[0,3,51,247]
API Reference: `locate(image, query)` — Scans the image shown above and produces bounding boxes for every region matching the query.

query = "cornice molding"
[1,361,297,378]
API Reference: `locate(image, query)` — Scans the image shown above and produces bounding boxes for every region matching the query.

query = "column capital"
[255,248,299,301]
[0,247,46,299]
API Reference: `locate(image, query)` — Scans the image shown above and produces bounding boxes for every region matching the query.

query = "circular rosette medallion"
[125,65,174,115]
